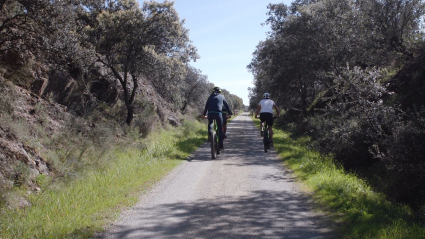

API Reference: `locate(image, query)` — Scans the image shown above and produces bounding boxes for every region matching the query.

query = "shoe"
[260,131,264,137]
[224,134,227,139]
[219,146,225,151]
[270,141,274,147]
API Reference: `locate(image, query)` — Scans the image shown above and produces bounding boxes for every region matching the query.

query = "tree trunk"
[126,104,134,125]
[181,100,188,112]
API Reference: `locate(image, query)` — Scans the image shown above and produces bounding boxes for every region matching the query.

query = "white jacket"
[259,99,275,114]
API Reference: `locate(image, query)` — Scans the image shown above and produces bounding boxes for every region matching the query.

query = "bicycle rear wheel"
[216,130,221,155]
[263,129,269,153]
[211,131,217,159]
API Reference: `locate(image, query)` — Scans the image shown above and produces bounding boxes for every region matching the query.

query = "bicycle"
[210,118,221,159]
[257,116,277,153]
[263,121,271,153]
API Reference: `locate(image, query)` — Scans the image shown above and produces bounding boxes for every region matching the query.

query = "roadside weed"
[253,117,425,239]
[0,119,207,238]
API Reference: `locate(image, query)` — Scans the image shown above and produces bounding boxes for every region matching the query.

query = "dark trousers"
[208,112,224,148]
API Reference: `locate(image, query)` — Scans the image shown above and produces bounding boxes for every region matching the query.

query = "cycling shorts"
[260,112,274,126]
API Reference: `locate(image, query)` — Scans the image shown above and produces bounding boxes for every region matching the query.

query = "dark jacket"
[222,105,228,114]
[203,93,233,116]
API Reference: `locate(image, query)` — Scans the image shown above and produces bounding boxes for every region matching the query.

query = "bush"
[309,67,393,169]
[307,67,425,208]
[381,108,425,208]
[278,108,311,137]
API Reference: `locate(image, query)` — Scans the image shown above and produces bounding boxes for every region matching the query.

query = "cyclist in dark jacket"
[203,87,232,150]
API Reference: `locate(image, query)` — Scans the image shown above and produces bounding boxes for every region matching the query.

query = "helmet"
[263,92,270,99]
[213,86,222,93]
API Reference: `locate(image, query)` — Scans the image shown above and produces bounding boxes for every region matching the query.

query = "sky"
[138,0,293,105]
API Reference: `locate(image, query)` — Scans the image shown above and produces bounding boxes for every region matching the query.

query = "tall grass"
[253,118,425,239]
[0,119,207,239]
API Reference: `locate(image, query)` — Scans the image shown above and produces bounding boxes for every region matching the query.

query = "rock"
[89,79,119,104]
[17,197,31,209]
[34,157,49,175]
[30,78,48,96]
[0,172,13,189]
[168,114,181,127]
[43,70,77,104]
[157,105,181,127]
[0,67,7,77]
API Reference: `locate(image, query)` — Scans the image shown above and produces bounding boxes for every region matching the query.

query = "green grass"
[3,114,424,239]
[253,117,425,239]
[0,119,207,239]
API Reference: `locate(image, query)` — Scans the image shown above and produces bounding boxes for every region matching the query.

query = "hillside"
[0,68,186,207]
[0,78,61,193]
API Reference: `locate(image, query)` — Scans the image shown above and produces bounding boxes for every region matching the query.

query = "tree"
[0,0,96,67]
[358,0,425,59]
[248,0,425,208]
[248,0,425,115]
[229,94,244,112]
[83,0,198,125]
[1,2,89,89]
[180,65,210,113]
[249,4,323,115]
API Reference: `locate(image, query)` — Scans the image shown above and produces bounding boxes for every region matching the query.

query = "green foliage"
[1,0,217,126]
[179,65,211,114]
[248,0,425,209]
[0,119,206,239]
[10,160,31,187]
[249,0,425,111]
[82,0,198,125]
[0,3,243,238]
[0,0,96,72]
[380,107,425,207]
[305,66,425,207]
[308,67,390,167]
[221,89,245,112]
[0,0,243,218]
[35,173,50,189]
[253,117,425,238]
[124,97,156,137]
[307,66,425,208]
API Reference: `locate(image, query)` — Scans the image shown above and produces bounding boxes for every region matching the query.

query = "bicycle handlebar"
[203,114,232,119]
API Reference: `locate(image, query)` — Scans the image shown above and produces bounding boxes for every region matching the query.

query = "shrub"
[308,66,425,208]
[309,67,393,169]
[380,108,425,208]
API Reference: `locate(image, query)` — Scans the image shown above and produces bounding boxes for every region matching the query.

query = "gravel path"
[96,113,336,239]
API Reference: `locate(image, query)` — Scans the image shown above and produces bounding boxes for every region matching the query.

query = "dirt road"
[97,112,335,238]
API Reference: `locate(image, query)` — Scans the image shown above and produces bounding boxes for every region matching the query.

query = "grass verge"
[252,117,425,239]
[0,119,207,239]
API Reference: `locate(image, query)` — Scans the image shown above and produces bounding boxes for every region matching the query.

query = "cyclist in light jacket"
[203,87,233,150]
[255,92,280,147]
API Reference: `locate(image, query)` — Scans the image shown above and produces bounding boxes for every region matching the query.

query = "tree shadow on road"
[100,189,337,239]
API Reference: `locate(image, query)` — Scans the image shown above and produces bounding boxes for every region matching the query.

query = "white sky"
[138,0,293,105]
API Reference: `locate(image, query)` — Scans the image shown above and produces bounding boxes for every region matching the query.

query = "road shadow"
[98,189,336,239]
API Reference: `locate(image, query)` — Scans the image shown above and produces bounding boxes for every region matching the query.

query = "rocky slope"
[0,77,67,196]
[0,65,182,208]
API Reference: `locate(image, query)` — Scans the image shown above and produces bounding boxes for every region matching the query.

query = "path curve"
[96,112,335,239]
